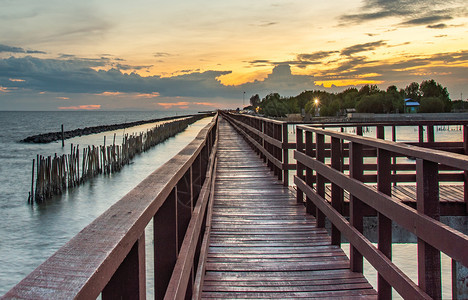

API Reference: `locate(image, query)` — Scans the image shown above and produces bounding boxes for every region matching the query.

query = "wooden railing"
[223,111,468,189]
[3,114,219,300]
[294,125,468,299]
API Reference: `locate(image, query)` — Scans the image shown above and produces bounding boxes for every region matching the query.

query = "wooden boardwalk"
[201,118,377,299]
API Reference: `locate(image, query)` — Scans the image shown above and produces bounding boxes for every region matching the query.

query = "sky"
[0,0,467,111]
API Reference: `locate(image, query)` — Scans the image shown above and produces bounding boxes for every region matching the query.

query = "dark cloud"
[400,15,452,26]
[0,44,46,54]
[339,0,465,27]
[427,23,448,29]
[59,54,76,58]
[154,52,172,57]
[115,63,152,70]
[297,51,339,61]
[248,59,272,65]
[313,50,468,88]
[0,55,325,106]
[340,11,395,24]
[0,44,25,53]
[340,40,387,56]
[258,22,278,27]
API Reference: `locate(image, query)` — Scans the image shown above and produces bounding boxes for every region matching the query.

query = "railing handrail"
[304,120,468,127]
[3,114,218,299]
[229,112,287,125]
[298,125,468,171]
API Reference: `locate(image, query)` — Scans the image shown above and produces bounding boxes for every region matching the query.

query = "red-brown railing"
[224,111,468,190]
[3,114,219,300]
[294,125,468,299]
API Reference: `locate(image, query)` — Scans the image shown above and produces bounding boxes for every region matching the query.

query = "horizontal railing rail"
[3,114,219,300]
[294,125,468,299]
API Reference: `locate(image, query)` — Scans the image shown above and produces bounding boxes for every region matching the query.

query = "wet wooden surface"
[201,118,377,299]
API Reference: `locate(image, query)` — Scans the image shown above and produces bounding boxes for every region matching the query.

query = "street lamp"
[314,98,319,116]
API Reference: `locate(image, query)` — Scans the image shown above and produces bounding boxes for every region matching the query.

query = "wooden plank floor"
[201,118,377,299]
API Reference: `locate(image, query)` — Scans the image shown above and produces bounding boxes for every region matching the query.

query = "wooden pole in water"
[30,159,35,203]
[61,124,65,147]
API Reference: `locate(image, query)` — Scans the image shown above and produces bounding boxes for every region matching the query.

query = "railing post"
[275,124,282,182]
[305,131,316,216]
[392,125,397,187]
[314,133,326,228]
[261,120,266,162]
[154,188,178,300]
[192,154,202,206]
[416,158,441,299]
[296,127,304,204]
[349,141,364,273]
[418,125,424,145]
[102,233,146,300]
[178,168,193,249]
[376,125,385,139]
[464,125,468,212]
[356,126,363,136]
[331,136,343,246]
[266,122,272,170]
[427,125,435,143]
[377,148,392,300]
[282,123,289,187]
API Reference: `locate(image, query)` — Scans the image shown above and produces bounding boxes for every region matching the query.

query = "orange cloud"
[135,92,160,98]
[157,102,190,109]
[58,105,101,110]
[96,91,160,98]
[56,96,70,100]
[9,78,25,82]
[96,91,124,96]
[0,86,9,92]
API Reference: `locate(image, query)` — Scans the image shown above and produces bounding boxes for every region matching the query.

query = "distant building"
[404,98,419,113]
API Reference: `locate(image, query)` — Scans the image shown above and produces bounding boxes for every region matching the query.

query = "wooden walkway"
[201,118,377,299]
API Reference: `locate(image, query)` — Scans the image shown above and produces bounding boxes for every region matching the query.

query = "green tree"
[419,97,445,113]
[420,79,451,112]
[249,94,261,108]
[320,99,341,116]
[260,93,290,117]
[356,94,386,113]
[386,85,404,113]
[405,82,421,100]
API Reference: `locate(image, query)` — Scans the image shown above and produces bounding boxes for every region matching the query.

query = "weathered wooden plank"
[202,289,378,299]
[200,117,376,299]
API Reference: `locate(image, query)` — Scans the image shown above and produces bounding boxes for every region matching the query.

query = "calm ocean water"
[0,110,209,295]
[0,112,463,298]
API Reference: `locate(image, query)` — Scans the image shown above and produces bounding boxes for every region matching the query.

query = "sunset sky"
[0,0,467,111]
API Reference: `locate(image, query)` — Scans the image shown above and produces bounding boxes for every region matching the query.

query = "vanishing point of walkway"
[201,118,377,299]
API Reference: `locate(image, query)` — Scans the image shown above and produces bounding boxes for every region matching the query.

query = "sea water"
[0,110,209,295]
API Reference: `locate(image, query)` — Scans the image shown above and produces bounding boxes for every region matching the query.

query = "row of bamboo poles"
[29,115,205,203]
